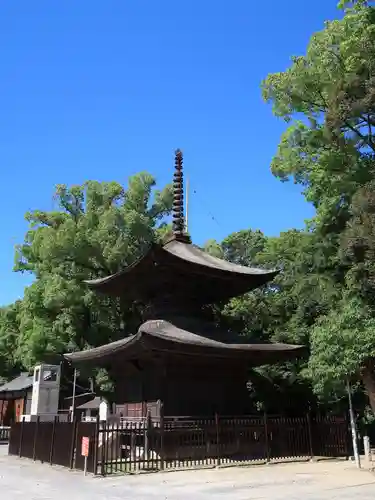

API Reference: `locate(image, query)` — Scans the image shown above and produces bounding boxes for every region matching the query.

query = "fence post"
[93,415,100,475]
[69,418,77,469]
[32,416,40,461]
[159,401,165,471]
[215,413,221,467]
[346,414,352,460]
[18,418,24,457]
[364,435,371,462]
[264,412,270,463]
[100,421,107,476]
[49,416,57,465]
[145,410,151,463]
[306,412,315,461]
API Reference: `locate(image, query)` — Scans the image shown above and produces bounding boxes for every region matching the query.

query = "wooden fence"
[8,414,351,475]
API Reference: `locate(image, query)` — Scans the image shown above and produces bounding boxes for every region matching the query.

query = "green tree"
[307,297,375,410]
[262,4,375,231]
[12,174,172,390]
[307,179,375,412]
[0,302,22,383]
[338,1,369,10]
[262,2,375,411]
[205,229,328,413]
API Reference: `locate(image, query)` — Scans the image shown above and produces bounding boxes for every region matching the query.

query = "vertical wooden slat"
[18,419,24,457]
[145,410,151,467]
[32,416,39,461]
[101,421,107,476]
[107,421,112,476]
[264,413,270,462]
[306,412,314,460]
[215,413,220,466]
[93,416,99,475]
[99,422,105,476]
[69,418,77,469]
[49,416,57,465]
[160,401,165,470]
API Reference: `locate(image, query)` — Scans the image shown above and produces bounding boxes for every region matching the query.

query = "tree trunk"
[361,362,375,414]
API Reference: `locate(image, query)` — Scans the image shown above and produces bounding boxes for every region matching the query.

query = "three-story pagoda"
[65,151,303,417]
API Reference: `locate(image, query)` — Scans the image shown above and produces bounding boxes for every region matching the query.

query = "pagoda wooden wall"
[112,358,163,408]
[112,355,253,417]
[163,358,251,416]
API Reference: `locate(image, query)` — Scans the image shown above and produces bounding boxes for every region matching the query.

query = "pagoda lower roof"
[84,239,279,302]
[64,319,304,367]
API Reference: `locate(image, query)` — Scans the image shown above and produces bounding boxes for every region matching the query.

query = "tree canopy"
[1,175,172,391]
[261,0,375,414]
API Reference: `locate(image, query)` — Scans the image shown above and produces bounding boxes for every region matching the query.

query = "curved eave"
[83,243,157,290]
[64,320,305,367]
[162,239,278,280]
[64,335,137,364]
[83,240,279,297]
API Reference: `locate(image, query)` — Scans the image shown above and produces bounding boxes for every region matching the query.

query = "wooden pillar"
[215,413,221,466]
[264,412,270,463]
[307,412,314,460]
[159,400,165,470]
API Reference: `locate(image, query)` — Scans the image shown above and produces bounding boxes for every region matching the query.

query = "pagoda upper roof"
[163,238,277,276]
[84,150,279,303]
[64,319,304,367]
[84,238,279,302]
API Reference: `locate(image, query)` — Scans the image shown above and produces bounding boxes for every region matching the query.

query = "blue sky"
[0,0,341,306]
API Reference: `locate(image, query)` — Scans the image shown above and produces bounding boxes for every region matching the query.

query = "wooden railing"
[8,414,351,475]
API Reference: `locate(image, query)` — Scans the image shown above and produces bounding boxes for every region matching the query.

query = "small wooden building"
[76,396,109,422]
[0,371,95,424]
[64,150,304,418]
[0,373,34,425]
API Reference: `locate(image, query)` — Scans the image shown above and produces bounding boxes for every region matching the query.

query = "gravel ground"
[1,445,375,500]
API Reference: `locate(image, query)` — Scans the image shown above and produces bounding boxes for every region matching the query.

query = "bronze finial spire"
[172,149,191,243]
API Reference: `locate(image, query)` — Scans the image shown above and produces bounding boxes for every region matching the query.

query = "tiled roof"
[0,372,33,393]
[64,319,304,365]
[85,240,278,289]
[0,370,52,394]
